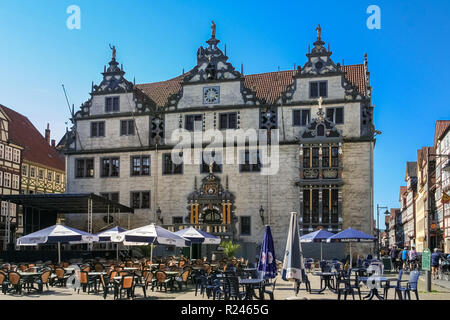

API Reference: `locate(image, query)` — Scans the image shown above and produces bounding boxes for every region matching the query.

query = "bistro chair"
[226,276,246,300]
[0,271,9,294]
[8,271,23,295]
[99,273,116,299]
[94,262,104,272]
[116,275,135,300]
[154,271,173,292]
[263,279,277,300]
[133,271,155,298]
[53,267,69,287]
[18,264,28,272]
[336,269,361,300]
[296,271,312,294]
[78,271,96,294]
[383,269,408,299]
[34,270,52,292]
[175,270,191,291]
[396,271,420,300]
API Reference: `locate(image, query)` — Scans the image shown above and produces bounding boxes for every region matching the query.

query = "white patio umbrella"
[117,224,190,264]
[282,212,305,284]
[174,227,221,259]
[16,224,98,263]
[96,226,127,261]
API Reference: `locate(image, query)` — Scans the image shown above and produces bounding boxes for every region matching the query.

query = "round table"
[314,272,338,293]
[359,276,388,300]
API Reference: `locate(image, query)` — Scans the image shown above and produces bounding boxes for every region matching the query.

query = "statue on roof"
[316,24,322,40]
[109,44,116,60]
[211,21,216,38]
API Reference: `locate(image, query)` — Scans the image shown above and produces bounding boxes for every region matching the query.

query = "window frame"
[240,216,252,236]
[184,114,203,132]
[309,80,328,98]
[239,150,262,173]
[120,119,135,136]
[105,96,120,113]
[325,107,344,125]
[130,191,151,209]
[100,157,120,178]
[200,151,222,173]
[75,158,94,179]
[292,109,311,127]
[90,121,105,138]
[130,155,151,176]
[162,153,183,175]
[218,112,237,130]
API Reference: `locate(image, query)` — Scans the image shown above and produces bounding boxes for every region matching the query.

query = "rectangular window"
[22,165,28,177]
[4,172,11,188]
[91,121,105,137]
[219,113,237,130]
[56,174,61,184]
[0,171,2,186]
[172,216,183,224]
[309,81,328,98]
[326,107,344,124]
[185,114,203,131]
[240,216,251,236]
[162,153,183,175]
[0,144,3,158]
[13,149,20,163]
[75,158,94,178]
[5,146,12,161]
[100,192,119,203]
[12,174,19,190]
[17,214,23,227]
[105,97,120,112]
[131,155,151,176]
[38,169,44,180]
[120,120,135,136]
[101,157,120,177]
[240,150,261,172]
[201,151,222,173]
[130,191,150,209]
[47,171,53,181]
[293,109,311,126]
[30,167,36,178]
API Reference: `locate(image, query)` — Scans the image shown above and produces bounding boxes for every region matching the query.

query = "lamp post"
[259,206,265,225]
[376,205,389,259]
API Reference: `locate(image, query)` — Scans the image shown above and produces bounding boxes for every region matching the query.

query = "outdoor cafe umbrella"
[326,227,376,267]
[258,225,277,279]
[96,226,127,261]
[300,229,334,261]
[282,212,304,284]
[16,224,99,263]
[118,224,191,264]
[174,227,221,259]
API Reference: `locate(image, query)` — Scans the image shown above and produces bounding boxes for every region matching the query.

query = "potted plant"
[221,240,240,260]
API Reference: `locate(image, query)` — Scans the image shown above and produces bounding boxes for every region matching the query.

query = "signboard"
[382,256,392,271]
[422,248,431,271]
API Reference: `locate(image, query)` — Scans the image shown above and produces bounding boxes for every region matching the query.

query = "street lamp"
[156,207,163,224]
[259,206,265,224]
[376,205,389,259]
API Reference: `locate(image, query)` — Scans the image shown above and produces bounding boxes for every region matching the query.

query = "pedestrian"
[390,246,398,271]
[401,247,409,270]
[431,248,444,280]
[409,246,418,270]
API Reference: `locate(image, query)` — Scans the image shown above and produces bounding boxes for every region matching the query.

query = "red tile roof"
[0,105,65,172]
[136,64,367,108]
[434,120,450,146]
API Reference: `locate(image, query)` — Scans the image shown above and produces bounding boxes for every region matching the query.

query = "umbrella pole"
[58,242,61,264]
[150,244,154,265]
[320,242,323,261]
[349,243,352,268]
[190,245,192,260]
[116,243,119,262]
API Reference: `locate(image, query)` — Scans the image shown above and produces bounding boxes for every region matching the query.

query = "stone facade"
[62,26,376,260]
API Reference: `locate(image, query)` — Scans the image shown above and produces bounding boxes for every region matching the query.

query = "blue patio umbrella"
[258,225,277,279]
[16,224,99,263]
[174,227,221,259]
[96,226,128,261]
[326,227,376,267]
[300,229,334,261]
[282,212,304,283]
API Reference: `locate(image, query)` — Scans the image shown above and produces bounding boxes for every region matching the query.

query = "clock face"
[203,86,220,104]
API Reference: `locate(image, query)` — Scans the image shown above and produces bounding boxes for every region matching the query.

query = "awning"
[0,193,134,214]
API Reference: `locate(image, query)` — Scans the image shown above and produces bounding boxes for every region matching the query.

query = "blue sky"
[0,0,449,222]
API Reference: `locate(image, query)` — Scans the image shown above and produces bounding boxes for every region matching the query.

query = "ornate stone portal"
[186,173,236,239]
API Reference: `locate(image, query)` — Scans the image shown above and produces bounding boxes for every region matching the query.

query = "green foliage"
[221,240,240,258]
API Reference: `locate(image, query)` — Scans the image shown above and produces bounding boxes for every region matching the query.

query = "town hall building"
[61,25,376,259]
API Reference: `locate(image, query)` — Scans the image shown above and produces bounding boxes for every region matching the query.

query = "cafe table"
[314,272,338,293]
[18,272,41,292]
[358,276,389,300]
[239,278,265,300]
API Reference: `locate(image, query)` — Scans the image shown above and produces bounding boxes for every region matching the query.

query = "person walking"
[431,248,444,280]
[390,246,398,271]
[401,247,409,270]
[409,246,418,270]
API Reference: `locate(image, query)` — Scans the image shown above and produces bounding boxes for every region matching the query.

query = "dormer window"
[105,96,120,112]
[309,81,327,98]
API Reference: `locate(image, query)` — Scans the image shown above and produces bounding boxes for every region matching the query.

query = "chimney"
[51,139,56,147]
[45,123,50,144]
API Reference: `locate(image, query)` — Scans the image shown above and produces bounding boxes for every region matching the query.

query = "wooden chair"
[94,262,104,272]
[78,271,96,294]
[53,267,69,287]
[99,274,116,299]
[116,275,135,299]
[8,271,23,295]
[134,271,155,298]
[0,271,9,294]
[34,270,52,292]
[154,271,172,292]
[175,270,190,291]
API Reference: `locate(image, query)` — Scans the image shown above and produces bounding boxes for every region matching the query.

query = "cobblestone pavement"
[0,271,449,300]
